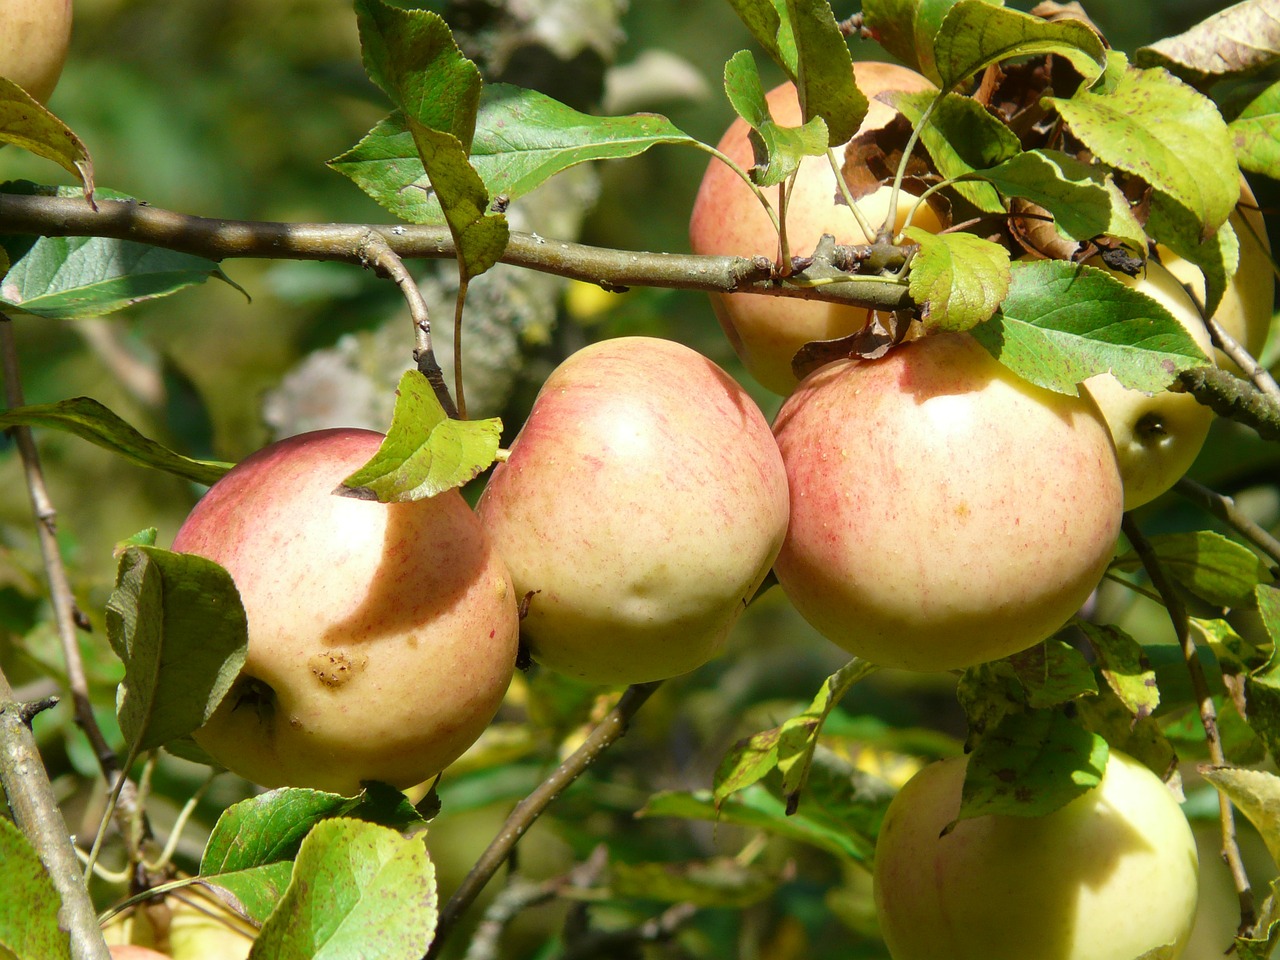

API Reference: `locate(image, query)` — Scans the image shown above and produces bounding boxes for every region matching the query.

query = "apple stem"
[426,680,664,959]
[1121,515,1257,935]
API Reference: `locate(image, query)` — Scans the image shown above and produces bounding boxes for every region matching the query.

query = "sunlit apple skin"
[1160,182,1275,368]
[476,337,790,685]
[873,750,1199,960]
[1079,257,1216,511]
[772,333,1122,672]
[0,0,72,103]
[108,947,172,960]
[172,428,518,795]
[690,61,942,395]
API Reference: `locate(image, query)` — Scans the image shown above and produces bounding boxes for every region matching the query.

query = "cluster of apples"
[683,60,1275,960]
[158,58,1270,960]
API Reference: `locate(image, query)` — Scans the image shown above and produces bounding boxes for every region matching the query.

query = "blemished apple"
[1159,182,1275,368]
[772,332,1122,672]
[1079,257,1216,511]
[689,60,944,395]
[476,336,790,685]
[0,0,72,104]
[172,428,519,796]
[873,750,1199,960]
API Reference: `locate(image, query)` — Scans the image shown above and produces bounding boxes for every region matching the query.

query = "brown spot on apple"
[309,650,367,689]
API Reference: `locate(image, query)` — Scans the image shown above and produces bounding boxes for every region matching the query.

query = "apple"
[1158,181,1275,368]
[171,428,519,796]
[100,886,256,960]
[0,0,72,104]
[689,61,943,396]
[873,750,1199,960]
[108,947,171,960]
[1078,257,1216,511]
[476,336,790,685]
[772,332,1122,672]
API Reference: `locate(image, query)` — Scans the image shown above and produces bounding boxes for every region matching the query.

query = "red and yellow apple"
[873,750,1199,960]
[0,0,72,103]
[690,61,943,395]
[772,332,1122,672]
[172,428,518,795]
[476,336,790,684]
[1078,257,1216,511]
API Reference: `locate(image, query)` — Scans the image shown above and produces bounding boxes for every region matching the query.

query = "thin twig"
[0,193,914,313]
[461,876,557,960]
[0,671,112,960]
[1207,316,1280,401]
[1174,478,1280,576]
[356,231,459,418]
[425,681,663,960]
[1122,515,1256,933]
[558,902,698,960]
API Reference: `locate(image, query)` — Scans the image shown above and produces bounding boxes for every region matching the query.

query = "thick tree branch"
[426,681,662,960]
[0,670,111,960]
[1121,515,1255,934]
[0,193,915,312]
[1178,366,1280,441]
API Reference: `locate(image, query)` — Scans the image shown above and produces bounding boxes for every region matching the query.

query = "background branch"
[1122,515,1256,933]
[0,670,111,960]
[0,193,915,312]
[426,681,663,960]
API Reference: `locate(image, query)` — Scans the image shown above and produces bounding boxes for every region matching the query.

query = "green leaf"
[1075,688,1177,784]
[724,50,829,187]
[1237,879,1280,960]
[1075,621,1159,718]
[0,78,93,197]
[1048,58,1239,241]
[330,86,693,225]
[905,228,1010,331]
[1006,638,1098,709]
[248,819,437,960]
[1112,531,1272,608]
[889,90,1019,212]
[1135,2,1280,85]
[1260,583,1280,647]
[0,233,226,319]
[0,818,73,960]
[105,546,248,754]
[934,0,1106,91]
[353,0,480,150]
[202,787,430,925]
[861,0,978,86]
[609,858,777,908]
[784,0,867,145]
[723,0,798,77]
[639,785,870,863]
[983,149,1147,252]
[0,397,232,485]
[1230,80,1280,179]
[956,660,1025,751]
[342,370,501,501]
[957,707,1109,821]
[1200,766,1280,868]
[714,659,877,811]
[413,127,509,280]
[1150,205,1239,318]
[970,258,1210,395]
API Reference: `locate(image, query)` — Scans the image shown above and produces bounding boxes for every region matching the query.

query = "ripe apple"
[873,750,1199,960]
[108,947,171,960]
[476,336,790,685]
[0,0,72,104]
[689,61,944,395]
[772,332,1122,672]
[1078,257,1216,511]
[171,428,519,795]
[101,887,256,960]
[1158,181,1275,368]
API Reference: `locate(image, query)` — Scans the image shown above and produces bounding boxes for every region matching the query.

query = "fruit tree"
[0,1,1279,959]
